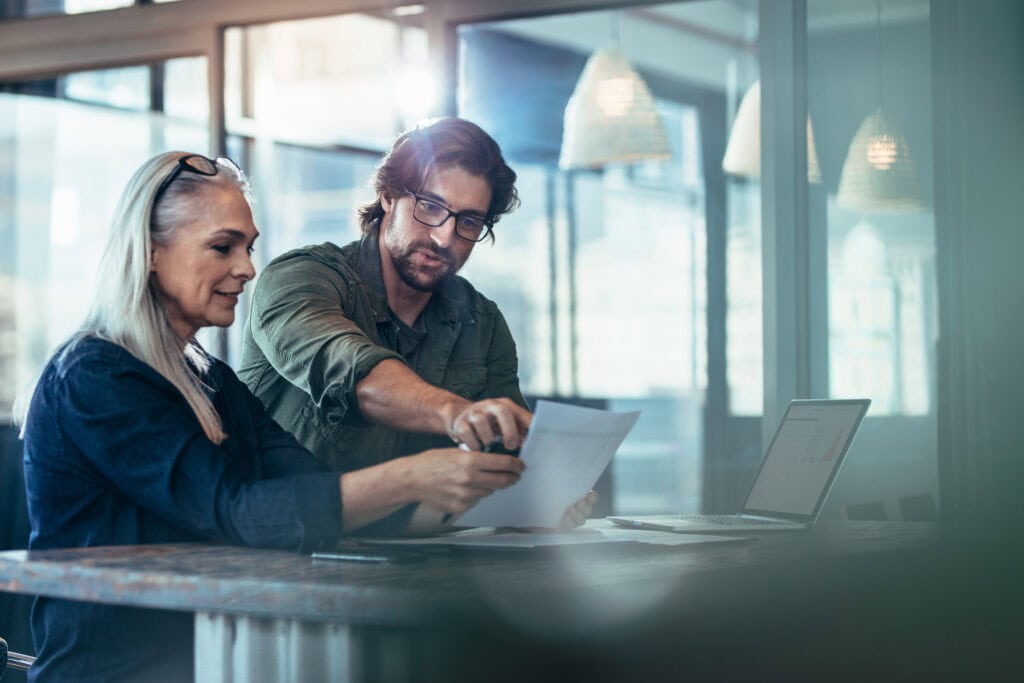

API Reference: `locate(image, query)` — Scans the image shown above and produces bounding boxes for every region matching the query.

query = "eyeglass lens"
[155,154,222,203]
[412,196,489,242]
[182,155,218,175]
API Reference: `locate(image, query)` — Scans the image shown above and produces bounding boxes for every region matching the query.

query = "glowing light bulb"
[865,134,898,170]
[595,77,636,116]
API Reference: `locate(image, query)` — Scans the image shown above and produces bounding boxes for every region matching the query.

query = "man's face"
[379,165,492,293]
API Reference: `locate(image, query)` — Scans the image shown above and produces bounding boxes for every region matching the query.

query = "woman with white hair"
[18,151,527,682]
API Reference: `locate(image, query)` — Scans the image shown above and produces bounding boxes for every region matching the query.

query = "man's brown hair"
[357,117,519,240]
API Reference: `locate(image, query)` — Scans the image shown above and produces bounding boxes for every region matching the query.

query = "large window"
[225,13,431,154]
[0,61,208,415]
[223,11,431,256]
[221,11,431,364]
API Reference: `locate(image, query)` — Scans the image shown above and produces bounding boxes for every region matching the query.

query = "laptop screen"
[742,399,869,519]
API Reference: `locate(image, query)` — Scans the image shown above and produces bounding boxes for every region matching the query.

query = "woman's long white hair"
[19,151,253,443]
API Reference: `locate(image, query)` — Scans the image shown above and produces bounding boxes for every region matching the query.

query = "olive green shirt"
[238,230,527,475]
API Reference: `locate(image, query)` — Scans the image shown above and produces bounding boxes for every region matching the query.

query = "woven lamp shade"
[722,80,822,183]
[558,47,671,170]
[837,108,924,212]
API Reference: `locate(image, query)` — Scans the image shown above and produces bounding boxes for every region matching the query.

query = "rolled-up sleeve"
[248,255,403,423]
[59,351,342,552]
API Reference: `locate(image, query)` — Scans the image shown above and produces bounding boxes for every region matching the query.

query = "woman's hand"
[558,490,599,530]
[512,490,599,533]
[405,448,526,516]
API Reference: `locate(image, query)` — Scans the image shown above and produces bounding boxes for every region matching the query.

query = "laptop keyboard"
[668,514,783,526]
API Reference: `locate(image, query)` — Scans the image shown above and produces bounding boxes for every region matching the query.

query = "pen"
[312,550,424,564]
[312,551,396,563]
[443,437,506,524]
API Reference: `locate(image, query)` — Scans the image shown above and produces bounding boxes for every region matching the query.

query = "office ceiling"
[470,0,929,93]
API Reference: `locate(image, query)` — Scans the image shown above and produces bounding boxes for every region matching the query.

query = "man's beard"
[393,246,454,292]
[385,229,457,293]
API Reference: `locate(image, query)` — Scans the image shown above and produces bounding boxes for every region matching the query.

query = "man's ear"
[380,192,394,213]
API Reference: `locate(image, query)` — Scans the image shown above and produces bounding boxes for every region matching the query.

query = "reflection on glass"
[808,0,937,519]
[827,211,934,416]
[807,1,935,417]
[0,59,208,414]
[456,3,750,515]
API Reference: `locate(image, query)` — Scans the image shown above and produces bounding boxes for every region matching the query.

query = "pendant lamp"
[836,108,924,212]
[836,1,924,213]
[558,47,671,170]
[721,80,822,183]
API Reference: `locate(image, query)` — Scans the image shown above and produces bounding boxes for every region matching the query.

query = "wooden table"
[1,521,1020,682]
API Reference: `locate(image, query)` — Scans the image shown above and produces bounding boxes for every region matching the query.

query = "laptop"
[608,398,870,533]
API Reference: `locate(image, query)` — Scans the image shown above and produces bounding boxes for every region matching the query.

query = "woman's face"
[150,184,258,341]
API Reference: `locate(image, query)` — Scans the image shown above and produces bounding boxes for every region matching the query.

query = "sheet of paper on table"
[454,400,641,529]
[364,520,748,549]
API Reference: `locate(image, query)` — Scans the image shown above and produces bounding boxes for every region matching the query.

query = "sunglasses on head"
[153,154,242,204]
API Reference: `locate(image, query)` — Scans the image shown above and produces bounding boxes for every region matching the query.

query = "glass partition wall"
[0,0,940,522]
[454,2,760,514]
[807,0,938,521]
[451,0,938,518]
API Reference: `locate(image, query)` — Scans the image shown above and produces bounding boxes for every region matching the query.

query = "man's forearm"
[355,358,469,437]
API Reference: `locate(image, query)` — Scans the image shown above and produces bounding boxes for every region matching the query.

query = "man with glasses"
[239,117,575,533]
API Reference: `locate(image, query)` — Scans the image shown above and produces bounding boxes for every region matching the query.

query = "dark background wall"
[932,0,1024,524]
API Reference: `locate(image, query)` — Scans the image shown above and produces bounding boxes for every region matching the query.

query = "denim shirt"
[238,229,527,475]
[22,336,344,682]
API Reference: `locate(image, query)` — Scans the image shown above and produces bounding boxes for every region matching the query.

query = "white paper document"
[367,527,617,548]
[365,520,746,549]
[455,401,640,529]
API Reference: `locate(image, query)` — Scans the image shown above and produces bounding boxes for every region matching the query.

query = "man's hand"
[405,448,526,515]
[443,398,532,451]
[356,360,531,448]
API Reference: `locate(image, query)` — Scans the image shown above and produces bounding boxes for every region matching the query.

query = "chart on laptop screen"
[744,403,865,515]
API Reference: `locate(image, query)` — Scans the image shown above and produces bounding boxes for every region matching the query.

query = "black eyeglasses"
[154,154,241,204]
[409,193,492,243]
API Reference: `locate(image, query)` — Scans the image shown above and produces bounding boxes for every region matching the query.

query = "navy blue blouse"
[22,336,345,682]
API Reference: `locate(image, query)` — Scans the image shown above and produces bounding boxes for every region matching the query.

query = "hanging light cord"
[876,0,883,113]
